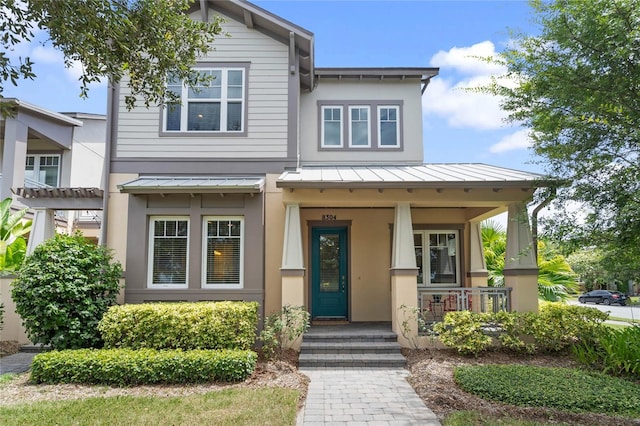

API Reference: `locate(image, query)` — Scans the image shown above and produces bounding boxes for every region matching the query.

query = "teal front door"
[311,227,348,319]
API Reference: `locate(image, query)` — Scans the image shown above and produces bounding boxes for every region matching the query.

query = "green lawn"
[0,387,299,426]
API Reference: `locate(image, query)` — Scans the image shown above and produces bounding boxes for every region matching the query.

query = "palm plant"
[481,220,578,301]
[0,197,32,274]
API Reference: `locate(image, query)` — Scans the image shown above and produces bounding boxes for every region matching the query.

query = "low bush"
[259,305,310,359]
[574,325,640,377]
[31,348,257,385]
[454,364,640,418]
[99,301,258,350]
[433,303,608,356]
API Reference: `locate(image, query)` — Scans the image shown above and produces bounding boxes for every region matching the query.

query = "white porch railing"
[418,287,512,323]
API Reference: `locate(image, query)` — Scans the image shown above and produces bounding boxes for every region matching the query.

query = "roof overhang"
[276,164,548,191]
[197,0,315,90]
[315,68,439,94]
[118,176,265,195]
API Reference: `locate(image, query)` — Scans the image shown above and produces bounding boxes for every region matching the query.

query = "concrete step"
[302,331,398,343]
[299,352,406,368]
[300,341,402,354]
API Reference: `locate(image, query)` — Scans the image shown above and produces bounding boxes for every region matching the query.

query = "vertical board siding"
[116,10,289,159]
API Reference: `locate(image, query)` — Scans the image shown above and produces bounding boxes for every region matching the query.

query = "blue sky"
[3,0,542,173]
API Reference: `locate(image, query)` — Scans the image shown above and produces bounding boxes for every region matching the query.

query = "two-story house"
[106,0,544,346]
[0,99,106,344]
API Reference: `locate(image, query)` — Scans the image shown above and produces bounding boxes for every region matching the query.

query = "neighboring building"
[106,0,545,346]
[0,99,107,344]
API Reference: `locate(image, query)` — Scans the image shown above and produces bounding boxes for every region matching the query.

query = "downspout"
[100,79,116,246]
[531,187,556,260]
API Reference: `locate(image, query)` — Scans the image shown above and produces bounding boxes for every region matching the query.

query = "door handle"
[341,276,346,292]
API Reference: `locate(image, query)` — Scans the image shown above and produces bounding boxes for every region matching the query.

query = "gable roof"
[197,0,315,89]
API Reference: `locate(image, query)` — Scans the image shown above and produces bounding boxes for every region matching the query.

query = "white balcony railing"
[418,287,512,323]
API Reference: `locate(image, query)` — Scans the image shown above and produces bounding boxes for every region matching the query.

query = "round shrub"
[11,233,122,349]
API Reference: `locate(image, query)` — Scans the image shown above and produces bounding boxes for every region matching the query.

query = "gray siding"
[299,80,425,164]
[115,10,289,160]
[124,192,264,305]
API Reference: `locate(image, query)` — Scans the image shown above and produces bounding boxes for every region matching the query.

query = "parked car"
[578,290,627,306]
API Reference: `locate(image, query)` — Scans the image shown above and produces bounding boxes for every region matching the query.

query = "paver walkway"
[0,352,36,374]
[298,367,441,425]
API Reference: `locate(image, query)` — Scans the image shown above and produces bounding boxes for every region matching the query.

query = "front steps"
[299,323,406,368]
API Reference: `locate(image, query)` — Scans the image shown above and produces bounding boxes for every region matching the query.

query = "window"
[164,68,245,133]
[378,106,400,147]
[414,230,459,286]
[148,217,189,288]
[202,217,244,288]
[25,154,60,187]
[321,106,343,147]
[349,106,370,147]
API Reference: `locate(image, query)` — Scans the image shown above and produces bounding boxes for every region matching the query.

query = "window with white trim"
[414,230,459,286]
[321,106,343,147]
[349,106,370,147]
[148,217,189,288]
[164,68,245,132]
[25,154,60,187]
[202,217,244,288]
[378,106,400,147]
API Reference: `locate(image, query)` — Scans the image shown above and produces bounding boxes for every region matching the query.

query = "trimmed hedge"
[98,301,258,350]
[433,303,609,356]
[31,348,257,385]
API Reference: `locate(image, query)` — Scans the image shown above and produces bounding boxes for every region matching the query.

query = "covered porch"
[275,164,545,347]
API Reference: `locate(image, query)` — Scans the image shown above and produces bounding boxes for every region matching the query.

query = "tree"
[0,0,223,112]
[486,0,640,279]
[11,233,122,349]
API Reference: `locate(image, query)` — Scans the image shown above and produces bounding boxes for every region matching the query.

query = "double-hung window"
[414,230,459,286]
[321,106,343,147]
[319,101,402,150]
[202,217,244,289]
[148,217,189,288]
[25,154,60,188]
[164,68,245,133]
[349,106,370,147]
[378,106,400,147]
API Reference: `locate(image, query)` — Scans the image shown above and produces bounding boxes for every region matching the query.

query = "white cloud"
[429,41,504,75]
[423,40,524,133]
[489,129,532,153]
[31,45,63,64]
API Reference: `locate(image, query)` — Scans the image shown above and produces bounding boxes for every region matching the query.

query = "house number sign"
[322,214,337,221]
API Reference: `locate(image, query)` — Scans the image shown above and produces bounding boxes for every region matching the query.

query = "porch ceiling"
[276,164,546,190]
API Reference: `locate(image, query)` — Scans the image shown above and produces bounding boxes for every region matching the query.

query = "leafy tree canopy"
[0,0,223,112]
[487,0,640,278]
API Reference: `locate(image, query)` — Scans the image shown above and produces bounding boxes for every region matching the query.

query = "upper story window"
[349,106,370,147]
[318,101,402,151]
[25,154,60,188]
[164,68,245,133]
[321,106,343,147]
[378,106,400,147]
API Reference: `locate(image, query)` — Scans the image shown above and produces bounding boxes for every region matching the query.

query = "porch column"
[26,208,56,254]
[390,202,419,347]
[281,203,305,309]
[504,202,538,312]
[1,117,28,200]
[468,221,488,312]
